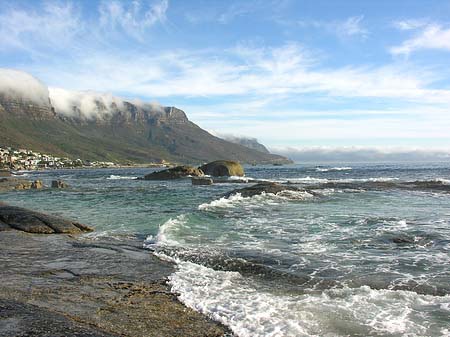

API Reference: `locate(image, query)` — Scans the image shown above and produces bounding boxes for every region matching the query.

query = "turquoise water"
[3,163,450,336]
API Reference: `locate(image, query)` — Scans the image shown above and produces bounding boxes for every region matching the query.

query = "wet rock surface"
[192,177,213,185]
[143,165,204,180]
[0,204,93,234]
[0,232,230,337]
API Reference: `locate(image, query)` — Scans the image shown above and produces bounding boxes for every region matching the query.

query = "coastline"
[0,231,230,337]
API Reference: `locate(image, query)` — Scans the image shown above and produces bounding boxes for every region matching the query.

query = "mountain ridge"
[0,70,291,165]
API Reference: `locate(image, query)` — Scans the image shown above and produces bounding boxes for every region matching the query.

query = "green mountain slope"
[0,97,291,164]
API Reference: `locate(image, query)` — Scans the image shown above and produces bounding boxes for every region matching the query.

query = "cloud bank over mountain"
[272,146,450,163]
[0,68,164,119]
[0,69,49,105]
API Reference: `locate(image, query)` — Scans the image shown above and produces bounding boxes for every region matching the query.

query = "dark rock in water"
[143,165,204,180]
[0,169,11,177]
[0,177,33,191]
[403,180,450,192]
[199,160,244,177]
[192,177,213,185]
[52,180,69,188]
[392,235,416,244]
[0,204,93,234]
[225,182,302,198]
[31,179,44,189]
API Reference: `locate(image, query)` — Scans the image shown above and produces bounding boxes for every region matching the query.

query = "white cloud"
[296,15,368,39]
[99,0,168,39]
[0,2,81,52]
[270,146,450,162]
[336,15,368,38]
[390,23,450,55]
[393,19,429,31]
[0,68,49,105]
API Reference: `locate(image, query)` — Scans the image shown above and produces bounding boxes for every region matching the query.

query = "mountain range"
[0,69,290,165]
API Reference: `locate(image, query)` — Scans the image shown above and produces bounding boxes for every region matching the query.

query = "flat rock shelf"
[0,232,230,337]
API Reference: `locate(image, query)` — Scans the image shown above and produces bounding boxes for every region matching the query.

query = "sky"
[1,0,450,160]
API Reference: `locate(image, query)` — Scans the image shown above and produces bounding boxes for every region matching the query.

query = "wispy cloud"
[391,23,450,55]
[22,41,450,107]
[336,15,368,38]
[296,15,368,39]
[0,1,81,52]
[392,18,429,31]
[99,0,168,40]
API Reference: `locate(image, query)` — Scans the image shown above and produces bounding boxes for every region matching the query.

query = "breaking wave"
[316,166,352,172]
[107,174,138,180]
[198,190,314,211]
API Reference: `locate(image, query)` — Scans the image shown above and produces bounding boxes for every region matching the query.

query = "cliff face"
[0,75,291,164]
[0,94,56,120]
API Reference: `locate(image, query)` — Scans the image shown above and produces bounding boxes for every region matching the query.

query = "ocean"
[4,163,450,337]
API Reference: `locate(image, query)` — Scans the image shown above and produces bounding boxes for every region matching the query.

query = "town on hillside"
[0,146,117,170]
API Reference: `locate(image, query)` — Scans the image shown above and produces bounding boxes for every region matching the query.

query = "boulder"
[0,204,93,234]
[31,180,44,189]
[143,165,204,180]
[225,182,302,198]
[192,177,213,185]
[0,178,33,192]
[51,180,69,188]
[199,160,244,177]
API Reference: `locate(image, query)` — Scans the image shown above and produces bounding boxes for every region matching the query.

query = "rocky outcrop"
[199,160,244,177]
[52,180,69,188]
[0,178,44,192]
[143,165,204,180]
[0,204,93,234]
[0,232,230,337]
[192,177,213,185]
[225,182,302,198]
[31,179,43,189]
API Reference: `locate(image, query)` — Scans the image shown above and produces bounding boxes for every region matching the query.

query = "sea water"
[4,163,450,336]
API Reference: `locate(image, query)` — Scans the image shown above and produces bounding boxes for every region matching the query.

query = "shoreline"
[0,231,231,337]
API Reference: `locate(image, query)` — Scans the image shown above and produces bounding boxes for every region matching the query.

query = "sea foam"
[168,261,450,337]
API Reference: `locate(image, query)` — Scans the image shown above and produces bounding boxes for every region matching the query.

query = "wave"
[316,166,352,172]
[144,215,187,248]
[107,174,138,180]
[169,261,450,337]
[198,190,314,211]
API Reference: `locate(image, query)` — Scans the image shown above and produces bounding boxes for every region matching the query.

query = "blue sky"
[2,0,450,154]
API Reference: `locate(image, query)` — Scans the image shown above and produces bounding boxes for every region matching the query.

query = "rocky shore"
[0,218,230,336]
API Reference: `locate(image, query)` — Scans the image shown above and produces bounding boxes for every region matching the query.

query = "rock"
[0,169,11,177]
[0,204,93,234]
[31,180,44,189]
[52,180,69,188]
[0,177,33,192]
[192,177,213,185]
[199,160,244,177]
[225,182,302,198]
[143,165,204,180]
[0,232,231,337]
